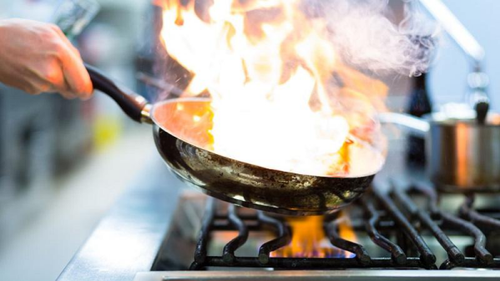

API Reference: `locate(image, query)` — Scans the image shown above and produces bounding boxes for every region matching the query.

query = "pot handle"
[378,112,430,138]
[85,64,151,123]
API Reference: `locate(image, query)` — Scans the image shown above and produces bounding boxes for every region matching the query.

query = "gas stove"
[57,145,500,281]
[134,182,500,280]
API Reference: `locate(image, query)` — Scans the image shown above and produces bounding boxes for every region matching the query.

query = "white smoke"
[314,0,439,76]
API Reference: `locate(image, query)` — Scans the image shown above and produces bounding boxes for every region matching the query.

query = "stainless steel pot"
[380,112,500,192]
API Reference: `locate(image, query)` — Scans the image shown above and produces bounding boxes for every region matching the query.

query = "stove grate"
[188,182,500,270]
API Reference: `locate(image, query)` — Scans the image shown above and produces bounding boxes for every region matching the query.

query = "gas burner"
[150,181,500,276]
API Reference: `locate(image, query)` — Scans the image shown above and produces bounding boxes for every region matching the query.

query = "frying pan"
[86,64,380,216]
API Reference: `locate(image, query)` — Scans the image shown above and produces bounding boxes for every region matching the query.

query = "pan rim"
[151,97,383,179]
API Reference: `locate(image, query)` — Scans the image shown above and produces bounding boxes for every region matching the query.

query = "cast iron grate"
[189,182,500,270]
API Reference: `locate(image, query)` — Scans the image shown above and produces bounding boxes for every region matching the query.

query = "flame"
[337,213,357,258]
[158,0,387,176]
[273,212,356,258]
[277,216,332,258]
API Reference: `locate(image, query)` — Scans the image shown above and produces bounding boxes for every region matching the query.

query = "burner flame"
[272,212,356,258]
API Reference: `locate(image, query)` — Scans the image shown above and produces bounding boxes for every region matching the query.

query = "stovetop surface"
[57,139,500,281]
[57,156,186,281]
[144,187,500,279]
[136,270,500,281]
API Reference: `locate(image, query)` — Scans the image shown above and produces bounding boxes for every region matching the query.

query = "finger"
[24,79,49,95]
[9,79,41,95]
[49,24,66,38]
[16,62,55,94]
[58,43,93,99]
[59,90,78,100]
[46,60,70,94]
[51,25,81,56]
[59,76,79,99]
[50,26,93,98]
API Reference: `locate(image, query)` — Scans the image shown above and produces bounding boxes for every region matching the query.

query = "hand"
[0,19,93,99]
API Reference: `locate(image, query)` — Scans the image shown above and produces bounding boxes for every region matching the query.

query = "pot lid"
[428,103,500,125]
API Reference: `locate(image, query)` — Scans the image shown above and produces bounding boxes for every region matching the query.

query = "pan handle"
[378,112,429,138]
[85,64,152,123]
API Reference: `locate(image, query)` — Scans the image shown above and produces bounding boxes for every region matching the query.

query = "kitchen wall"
[428,0,500,111]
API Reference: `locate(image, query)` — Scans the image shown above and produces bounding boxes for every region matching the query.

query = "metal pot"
[380,111,500,192]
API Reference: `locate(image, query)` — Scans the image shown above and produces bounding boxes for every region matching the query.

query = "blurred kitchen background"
[0,0,498,280]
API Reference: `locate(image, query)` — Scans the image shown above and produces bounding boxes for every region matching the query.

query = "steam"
[314,0,438,76]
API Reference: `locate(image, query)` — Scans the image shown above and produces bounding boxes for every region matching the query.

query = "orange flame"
[158,0,387,176]
[273,212,356,258]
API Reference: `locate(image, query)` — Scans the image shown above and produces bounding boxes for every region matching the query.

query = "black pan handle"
[85,63,150,123]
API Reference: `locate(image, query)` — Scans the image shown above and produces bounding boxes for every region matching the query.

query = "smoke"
[312,0,438,76]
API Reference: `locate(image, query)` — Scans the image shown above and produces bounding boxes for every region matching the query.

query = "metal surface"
[373,188,436,267]
[379,112,429,138]
[135,271,500,281]
[141,104,154,124]
[460,195,500,231]
[410,183,494,265]
[152,99,378,215]
[392,188,464,264]
[380,112,500,191]
[59,121,500,281]
[57,158,185,281]
[60,145,500,281]
[428,120,500,191]
[159,186,500,272]
[360,197,407,264]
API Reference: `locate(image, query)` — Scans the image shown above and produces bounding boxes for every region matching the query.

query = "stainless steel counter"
[135,270,500,281]
[57,155,186,281]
